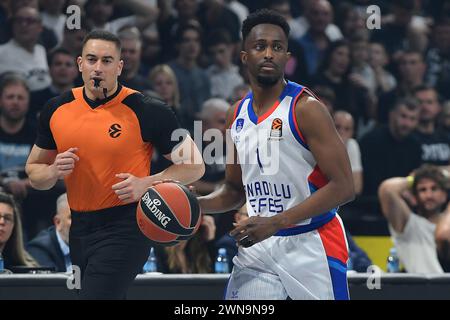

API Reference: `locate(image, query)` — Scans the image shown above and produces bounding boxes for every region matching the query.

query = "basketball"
[136,182,201,246]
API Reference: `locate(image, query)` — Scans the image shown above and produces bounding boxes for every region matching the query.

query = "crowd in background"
[0,0,449,275]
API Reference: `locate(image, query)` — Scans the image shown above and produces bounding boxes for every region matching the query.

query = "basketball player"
[25,30,205,299]
[198,9,355,300]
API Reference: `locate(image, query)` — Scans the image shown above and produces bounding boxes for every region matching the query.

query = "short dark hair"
[318,40,350,74]
[393,97,420,112]
[207,29,232,47]
[413,165,449,195]
[313,85,336,106]
[413,84,437,95]
[0,73,29,96]
[173,20,202,44]
[412,84,442,103]
[241,9,290,43]
[401,49,424,61]
[82,30,121,53]
[47,48,75,66]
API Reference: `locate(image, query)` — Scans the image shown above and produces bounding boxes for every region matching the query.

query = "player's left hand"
[112,173,148,203]
[230,216,282,248]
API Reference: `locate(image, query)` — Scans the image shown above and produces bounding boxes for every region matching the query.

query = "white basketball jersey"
[230,81,336,235]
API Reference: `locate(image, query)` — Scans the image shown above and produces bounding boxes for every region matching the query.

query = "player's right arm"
[378,177,412,233]
[198,102,246,214]
[25,96,79,190]
[26,146,79,190]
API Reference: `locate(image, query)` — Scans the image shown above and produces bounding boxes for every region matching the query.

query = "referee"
[25,30,205,299]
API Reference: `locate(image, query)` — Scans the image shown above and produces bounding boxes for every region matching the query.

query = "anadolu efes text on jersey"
[230,81,337,233]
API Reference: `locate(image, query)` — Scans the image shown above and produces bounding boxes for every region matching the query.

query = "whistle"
[93,78,101,88]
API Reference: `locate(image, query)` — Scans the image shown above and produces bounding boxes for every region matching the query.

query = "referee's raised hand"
[51,147,79,179]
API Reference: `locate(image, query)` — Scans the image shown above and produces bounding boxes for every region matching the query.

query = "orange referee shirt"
[36,84,183,212]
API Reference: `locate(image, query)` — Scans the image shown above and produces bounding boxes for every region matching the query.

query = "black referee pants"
[69,203,151,299]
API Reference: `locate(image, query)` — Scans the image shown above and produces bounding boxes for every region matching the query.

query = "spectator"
[206,30,243,101]
[169,21,211,132]
[312,85,336,113]
[224,0,249,28]
[27,193,71,273]
[335,1,367,40]
[148,64,182,174]
[297,0,339,77]
[197,0,241,47]
[313,40,376,137]
[359,98,422,197]
[40,0,66,45]
[9,0,58,51]
[0,6,51,92]
[117,28,152,91]
[139,29,163,77]
[379,165,450,273]
[230,83,250,105]
[154,215,216,273]
[291,0,343,42]
[371,0,428,57]
[378,50,426,124]
[440,101,450,140]
[84,0,159,34]
[350,36,377,97]
[191,98,229,196]
[265,0,305,40]
[0,73,65,239]
[157,0,200,63]
[425,18,450,100]
[148,64,181,114]
[412,85,450,166]
[193,97,233,239]
[368,42,397,95]
[0,74,35,201]
[268,0,310,84]
[0,192,38,271]
[59,19,88,58]
[30,48,79,120]
[334,111,363,195]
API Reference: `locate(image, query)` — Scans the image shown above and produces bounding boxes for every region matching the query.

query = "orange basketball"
[136,182,201,246]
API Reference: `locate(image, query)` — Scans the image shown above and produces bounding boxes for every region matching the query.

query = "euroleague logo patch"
[109,123,122,138]
[269,118,283,140]
[236,118,244,133]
